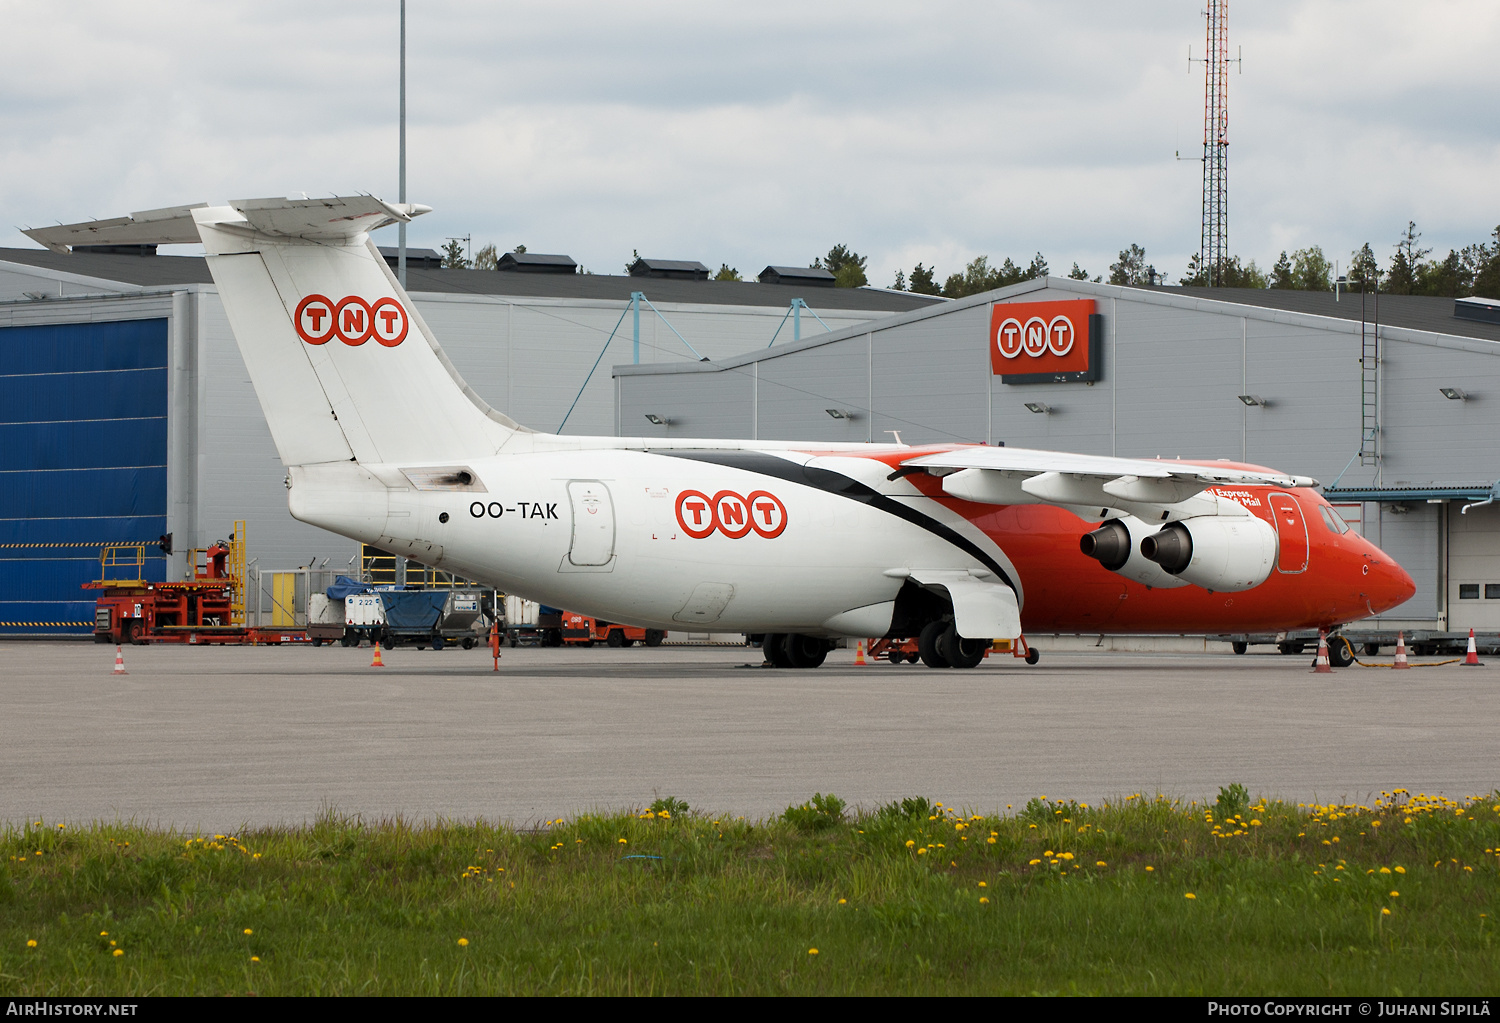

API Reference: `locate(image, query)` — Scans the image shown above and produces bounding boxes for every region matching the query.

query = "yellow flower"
[1184,893,1196,899]
[458,938,469,946]
[251,956,260,963]
[977,881,987,887]
[1381,908,1392,916]
[905,840,915,848]
[917,848,927,855]
[113,949,124,957]
[1379,867,1391,874]
[808,948,819,955]
[1390,891,1399,897]
[1145,866,1154,872]
[979,897,990,904]
[1029,859,1041,865]
[100,931,108,937]
[837,898,846,904]
[243,928,253,936]
[26,939,37,948]
[1394,866,1405,874]
[987,837,996,844]
[1096,861,1107,867]
[618,838,627,844]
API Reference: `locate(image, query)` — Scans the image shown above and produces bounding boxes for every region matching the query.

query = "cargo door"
[1268,492,1309,574]
[567,481,616,567]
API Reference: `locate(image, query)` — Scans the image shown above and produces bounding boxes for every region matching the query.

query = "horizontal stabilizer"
[23,203,208,253]
[22,195,430,252]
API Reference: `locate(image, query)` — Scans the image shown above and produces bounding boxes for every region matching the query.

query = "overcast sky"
[2,1,1496,286]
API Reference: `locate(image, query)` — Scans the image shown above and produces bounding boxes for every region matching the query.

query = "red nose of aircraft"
[1365,546,1417,616]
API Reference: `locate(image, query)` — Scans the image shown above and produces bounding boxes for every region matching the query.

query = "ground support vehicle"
[377,590,456,650]
[1215,628,1500,663]
[501,596,564,647]
[867,634,1031,667]
[559,612,665,647]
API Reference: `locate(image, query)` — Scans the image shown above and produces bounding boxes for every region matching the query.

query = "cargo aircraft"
[26,197,1416,668]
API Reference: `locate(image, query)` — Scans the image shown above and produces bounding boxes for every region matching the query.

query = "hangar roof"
[0,247,942,313]
[1169,286,1500,344]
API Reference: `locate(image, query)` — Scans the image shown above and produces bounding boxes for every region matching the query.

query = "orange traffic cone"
[1312,629,1333,673]
[854,640,868,666]
[371,641,385,668]
[1393,631,1410,669]
[1463,629,1483,667]
[112,645,128,676]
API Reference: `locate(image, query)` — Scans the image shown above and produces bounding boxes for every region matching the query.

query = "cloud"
[1,0,1495,287]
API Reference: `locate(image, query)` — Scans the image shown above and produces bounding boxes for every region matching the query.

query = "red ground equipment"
[559,611,664,648]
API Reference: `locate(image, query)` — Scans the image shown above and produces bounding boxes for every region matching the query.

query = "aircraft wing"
[899,446,1317,519]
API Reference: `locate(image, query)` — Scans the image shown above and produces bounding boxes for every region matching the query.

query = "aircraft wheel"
[785,634,829,669]
[1025,647,1040,665]
[1361,642,1380,656]
[462,637,475,650]
[1327,637,1354,668]
[644,629,665,647]
[937,625,987,669]
[917,621,951,668]
[606,630,624,648]
[763,633,793,668]
[1232,641,1248,655]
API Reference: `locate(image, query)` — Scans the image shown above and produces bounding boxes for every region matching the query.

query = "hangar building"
[615,277,1500,639]
[0,244,936,635]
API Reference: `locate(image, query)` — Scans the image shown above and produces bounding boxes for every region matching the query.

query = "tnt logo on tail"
[295,294,409,347]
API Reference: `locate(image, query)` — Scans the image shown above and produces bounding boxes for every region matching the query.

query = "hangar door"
[0,319,169,635]
[1447,502,1500,632]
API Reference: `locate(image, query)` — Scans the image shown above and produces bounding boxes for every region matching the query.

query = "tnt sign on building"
[990,298,1102,384]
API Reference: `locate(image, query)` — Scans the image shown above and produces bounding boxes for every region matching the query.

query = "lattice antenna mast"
[1190,1,1240,286]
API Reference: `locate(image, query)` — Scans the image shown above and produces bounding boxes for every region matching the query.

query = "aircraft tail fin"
[27,196,528,467]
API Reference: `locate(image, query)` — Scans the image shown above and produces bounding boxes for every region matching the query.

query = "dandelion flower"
[1390,891,1399,897]
[250,956,260,963]
[808,948,819,955]
[100,931,108,937]
[618,838,628,844]
[458,938,469,947]
[1029,859,1041,865]
[987,837,996,844]
[979,897,990,904]
[1145,866,1155,872]
[905,840,915,848]
[113,949,123,957]
[977,881,987,887]
[1394,866,1405,874]
[917,848,927,855]
[837,898,846,904]
[1184,893,1196,899]
[1382,908,1392,916]
[26,939,37,948]
[1097,861,1107,867]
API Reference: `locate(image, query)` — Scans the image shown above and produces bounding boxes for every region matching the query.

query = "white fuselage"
[288,444,1012,637]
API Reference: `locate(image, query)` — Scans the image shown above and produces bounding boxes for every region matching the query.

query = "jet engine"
[1079,516,1190,589]
[1138,514,1277,592]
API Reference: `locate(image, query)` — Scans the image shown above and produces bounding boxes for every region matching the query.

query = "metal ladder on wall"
[1358,290,1380,467]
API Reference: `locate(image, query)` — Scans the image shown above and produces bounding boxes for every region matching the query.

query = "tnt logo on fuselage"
[295,294,409,347]
[675,490,788,539]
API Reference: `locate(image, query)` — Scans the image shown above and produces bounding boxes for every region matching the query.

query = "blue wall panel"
[0,319,168,375]
[0,367,168,424]
[0,319,170,635]
[0,467,168,519]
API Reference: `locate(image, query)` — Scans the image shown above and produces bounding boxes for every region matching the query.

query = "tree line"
[889,221,1500,299]
[440,222,1500,300]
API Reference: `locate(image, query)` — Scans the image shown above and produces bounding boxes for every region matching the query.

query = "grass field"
[3,788,1497,996]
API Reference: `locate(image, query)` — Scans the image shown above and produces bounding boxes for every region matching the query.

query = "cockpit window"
[1318,505,1350,534]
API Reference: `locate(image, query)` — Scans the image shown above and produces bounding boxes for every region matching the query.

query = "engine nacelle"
[1079,516,1190,589]
[1139,514,1277,592]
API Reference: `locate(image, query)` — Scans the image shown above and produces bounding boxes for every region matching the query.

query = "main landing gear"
[760,633,835,669]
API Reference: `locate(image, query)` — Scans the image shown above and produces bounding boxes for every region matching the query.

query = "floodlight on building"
[1440,387,1469,401]
[644,414,672,425]
[825,408,857,420]
[1238,394,1267,407]
[1024,402,1052,415]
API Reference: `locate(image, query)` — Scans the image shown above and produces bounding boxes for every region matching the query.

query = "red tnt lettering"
[684,501,707,526]
[343,308,365,333]
[720,502,744,526]
[307,307,327,330]
[379,308,399,331]
[755,501,776,525]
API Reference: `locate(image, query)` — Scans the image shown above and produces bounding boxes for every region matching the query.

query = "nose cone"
[1367,553,1417,615]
